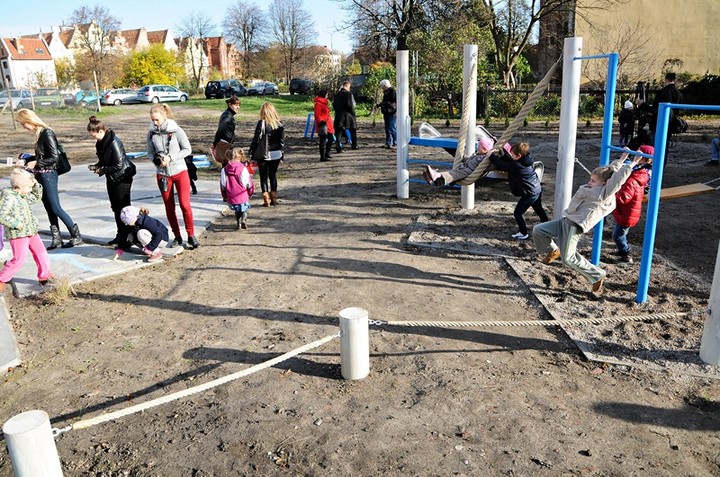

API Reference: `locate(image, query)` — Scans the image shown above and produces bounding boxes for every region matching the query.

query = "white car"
[101,88,140,106]
[0,89,33,110]
[137,85,189,103]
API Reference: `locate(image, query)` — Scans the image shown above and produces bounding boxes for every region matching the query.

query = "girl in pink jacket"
[221,148,255,230]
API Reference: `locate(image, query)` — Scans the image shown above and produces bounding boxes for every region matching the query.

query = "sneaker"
[188,236,200,249]
[619,254,633,263]
[423,165,440,185]
[512,232,529,240]
[542,249,561,265]
[705,160,720,166]
[39,274,56,286]
[592,277,606,293]
[147,250,163,262]
[240,221,248,230]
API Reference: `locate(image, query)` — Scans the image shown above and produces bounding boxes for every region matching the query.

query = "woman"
[212,96,240,166]
[15,109,83,249]
[313,90,335,161]
[146,103,199,249]
[87,116,136,249]
[249,102,285,206]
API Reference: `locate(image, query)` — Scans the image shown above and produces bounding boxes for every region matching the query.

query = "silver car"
[137,85,189,103]
[0,89,33,110]
[101,88,140,106]
[247,82,279,95]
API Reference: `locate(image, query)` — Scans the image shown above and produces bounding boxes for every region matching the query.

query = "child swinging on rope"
[532,148,644,294]
[423,138,503,186]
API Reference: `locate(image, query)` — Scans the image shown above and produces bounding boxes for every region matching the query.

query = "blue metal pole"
[590,52,619,265]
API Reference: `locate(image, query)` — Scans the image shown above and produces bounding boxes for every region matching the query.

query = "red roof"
[1,37,52,60]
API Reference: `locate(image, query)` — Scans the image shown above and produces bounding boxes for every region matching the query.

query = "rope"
[455,55,564,186]
[453,51,479,169]
[65,333,340,432]
[374,311,686,328]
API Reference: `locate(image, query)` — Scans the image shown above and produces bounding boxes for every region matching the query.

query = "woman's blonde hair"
[15,109,49,141]
[9,168,33,189]
[150,103,174,119]
[230,147,248,162]
[259,102,281,129]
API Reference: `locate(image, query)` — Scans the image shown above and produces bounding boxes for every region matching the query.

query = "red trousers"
[158,170,195,238]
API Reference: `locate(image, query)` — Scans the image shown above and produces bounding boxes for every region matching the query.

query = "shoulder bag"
[56,144,71,175]
[251,121,269,161]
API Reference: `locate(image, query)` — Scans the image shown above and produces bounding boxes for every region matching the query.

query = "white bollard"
[700,242,720,365]
[5,157,13,166]
[3,410,63,476]
[339,307,370,380]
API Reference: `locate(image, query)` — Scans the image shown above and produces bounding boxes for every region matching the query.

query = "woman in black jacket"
[249,102,285,206]
[15,109,82,249]
[87,116,136,249]
[212,96,240,166]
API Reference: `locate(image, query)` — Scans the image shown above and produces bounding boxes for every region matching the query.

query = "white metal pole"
[461,45,478,210]
[339,307,369,380]
[554,37,583,218]
[3,410,63,476]
[396,50,410,199]
[700,242,720,365]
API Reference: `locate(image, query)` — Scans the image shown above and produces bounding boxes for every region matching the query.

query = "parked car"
[101,88,140,106]
[33,88,64,108]
[0,89,33,110]
[289,78,314,95]
[204,80,246,99]
[73,90,101,107]
[247,82,279,96]
[137,85,189,103]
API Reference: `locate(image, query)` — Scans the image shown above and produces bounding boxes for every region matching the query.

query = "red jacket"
[313,96,335,134]
[612,168,650,227]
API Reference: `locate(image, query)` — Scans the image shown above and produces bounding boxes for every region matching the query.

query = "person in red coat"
[313,90,335,162]
[611,145,653,263]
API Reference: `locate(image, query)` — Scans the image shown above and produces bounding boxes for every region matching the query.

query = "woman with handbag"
[211,96,240,166]
[87,116,137,250]
[249,102,285,206]
[14,109,83,249]
[146,104,199,249]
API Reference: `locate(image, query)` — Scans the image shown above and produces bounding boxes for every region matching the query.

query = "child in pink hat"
[423,138,506,186]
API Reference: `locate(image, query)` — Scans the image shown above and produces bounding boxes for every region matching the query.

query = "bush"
[533,95,561,116]
[579,95,602,116]
[490,92,525,118]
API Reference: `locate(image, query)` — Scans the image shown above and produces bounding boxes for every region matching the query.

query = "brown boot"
[269,191,278,206]
[262,192,271,207]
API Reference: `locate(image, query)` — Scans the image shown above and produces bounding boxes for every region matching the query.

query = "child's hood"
[314,96,328,107]
[148,118,180,134]
[224,161,244,177]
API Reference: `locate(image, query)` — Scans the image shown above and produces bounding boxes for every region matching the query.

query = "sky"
[0,0,355,53]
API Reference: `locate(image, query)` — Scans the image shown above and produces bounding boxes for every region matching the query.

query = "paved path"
[0,158,224,373]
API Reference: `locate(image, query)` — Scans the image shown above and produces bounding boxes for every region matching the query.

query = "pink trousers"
[0,234,52,283]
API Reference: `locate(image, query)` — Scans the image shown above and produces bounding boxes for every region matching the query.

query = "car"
[205,80,246,99]
[74,90,101,107]
[33,88,64,108]
[289,78,314,95]
[101,88,140,106]
[137,85,189,103]
[247,82,279,96]
[0,89,34,110]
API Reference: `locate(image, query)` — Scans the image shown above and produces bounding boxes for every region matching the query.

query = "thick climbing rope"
[455,55,564,186]
[53,333,340,435]
[371,311,687,328]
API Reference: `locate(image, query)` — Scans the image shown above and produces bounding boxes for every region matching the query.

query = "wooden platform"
[643,183,715,202]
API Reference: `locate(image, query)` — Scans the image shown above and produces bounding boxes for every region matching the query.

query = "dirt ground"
[1,105,719,476]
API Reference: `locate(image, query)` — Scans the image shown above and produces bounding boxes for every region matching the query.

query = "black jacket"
[333,88,357,129]
[135,213,169,252]
[489,150,541,197]
[30,128,59,171]
[93,129,135,183]
[379,87,397,116]
[651,83,683,131]
[213,107,236,146]
[249,120,285,158]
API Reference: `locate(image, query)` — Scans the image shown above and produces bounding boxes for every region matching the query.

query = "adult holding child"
[87,116,136,249]
[146,103,199,249]
[249,102,285,206]
[14,109,83,249]
[212,96,240,166]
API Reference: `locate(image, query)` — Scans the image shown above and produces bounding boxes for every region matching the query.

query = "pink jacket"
[220,161,254,205]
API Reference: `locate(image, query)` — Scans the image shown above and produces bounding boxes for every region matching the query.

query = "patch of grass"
[41,276,75,305]
[191,95,315,120]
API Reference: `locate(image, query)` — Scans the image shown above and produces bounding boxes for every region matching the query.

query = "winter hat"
[624,100,634,109]
[379,79,391,89]
[638,145,654,157]
[479,138,494,152]
[120,205,141,226]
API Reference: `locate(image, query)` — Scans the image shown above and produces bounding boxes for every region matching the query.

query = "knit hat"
[379,79,391,89]
[479,138,494,152]
[638,145,654,156]
[120,205,140,226]
[624,100,634,109]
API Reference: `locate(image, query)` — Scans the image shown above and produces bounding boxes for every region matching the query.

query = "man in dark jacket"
[378,79,397,148]
[332,81,358,152]
[650,72,682,159]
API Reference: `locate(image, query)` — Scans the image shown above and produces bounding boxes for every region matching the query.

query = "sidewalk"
[0,159,224,373]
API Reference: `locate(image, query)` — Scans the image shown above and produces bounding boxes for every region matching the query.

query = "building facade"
[0,37,57,88]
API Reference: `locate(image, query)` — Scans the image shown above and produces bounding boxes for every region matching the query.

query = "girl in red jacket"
[612,145,653,263]
[313,90,335,162]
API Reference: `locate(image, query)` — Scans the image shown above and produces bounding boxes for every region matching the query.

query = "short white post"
[700,242,720,365]
[396,50,410,199]
[460,44,478,210]
[339,307,369,380]
[3,410,63,476]
[554,37,583,218]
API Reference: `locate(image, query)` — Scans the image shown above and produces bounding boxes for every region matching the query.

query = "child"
[612,145,653,263]
[119,205,170,262]
[618,100,635,147]
[220,148,255,229]
[184,154,198,195]
[489,142,549,240]
[0,169,54,291]
[423,138,499,186]
[532,150,644,293]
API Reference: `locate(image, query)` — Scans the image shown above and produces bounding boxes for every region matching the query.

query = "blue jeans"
[711,137,720,161]
[383,114,397,146]
[36,170,75,231]
[612,223,631,255]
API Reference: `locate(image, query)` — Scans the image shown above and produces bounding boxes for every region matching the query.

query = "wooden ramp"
[643,183,715,202]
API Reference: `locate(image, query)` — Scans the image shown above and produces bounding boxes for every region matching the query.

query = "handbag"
[56,143,71,175]
[251,120,269,161]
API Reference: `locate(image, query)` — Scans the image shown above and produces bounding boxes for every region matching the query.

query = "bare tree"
[66,5,121,89]
[269,0,316,83]
[177,12,217,88]
[222,2,267,79]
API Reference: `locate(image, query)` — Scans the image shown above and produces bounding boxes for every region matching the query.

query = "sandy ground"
[0,105,719,476]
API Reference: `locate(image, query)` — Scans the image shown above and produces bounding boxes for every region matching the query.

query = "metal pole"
[460,45,478,210]
[554,37,583,218]
[3,410,63,476]
[396,50,410,199]
[339,307,369,380]
[700,241,720,365]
